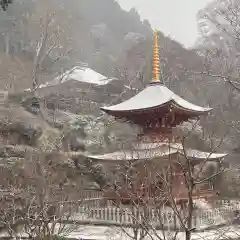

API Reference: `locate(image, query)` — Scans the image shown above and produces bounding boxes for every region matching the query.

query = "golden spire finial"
[151,29,161,83]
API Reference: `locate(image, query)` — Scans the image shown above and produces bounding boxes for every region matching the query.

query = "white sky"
[117,0,213,47]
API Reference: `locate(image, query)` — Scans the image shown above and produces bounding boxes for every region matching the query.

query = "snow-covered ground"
[63,225,240,240]
[3,224,239,240]
[2,202,240,240]
[75,199,236,230]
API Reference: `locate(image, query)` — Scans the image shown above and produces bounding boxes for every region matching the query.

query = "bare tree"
[196,0,240,92]
[0,0,12,11]
[0,146,87,239]
[0,0,72,93]
[97,123,230,240]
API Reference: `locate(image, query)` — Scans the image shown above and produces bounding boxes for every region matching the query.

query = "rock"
[90,23,109,39]
[124,32,146,43]
[69,135,86,152]
[0,104,45,146]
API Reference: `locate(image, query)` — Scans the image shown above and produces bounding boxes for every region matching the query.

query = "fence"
[75,190,240,230]
[75,205,240,230]
[214,199,240,208]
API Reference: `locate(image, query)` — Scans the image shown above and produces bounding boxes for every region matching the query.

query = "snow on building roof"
[135,142,227,159]
[87,147,178,161]
[54,66,113,86]
[24,66,113,91]
[101,83,212,114]
[87,144,227,162]
[183,149,227,160]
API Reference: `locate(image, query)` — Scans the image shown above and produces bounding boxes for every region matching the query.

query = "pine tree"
[0,0,12,11]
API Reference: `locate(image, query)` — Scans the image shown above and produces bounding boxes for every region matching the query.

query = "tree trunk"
[4,31,10,56]
[185,230,191,240]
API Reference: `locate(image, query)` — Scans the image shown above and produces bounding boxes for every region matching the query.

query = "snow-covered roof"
[87,143,227,162]
[184,149,227,160]
[54,66,113,86]
[24,66,113,91]
[133,142,227,158]
[134,142,227,159]
[87,147,178,161]
[101,83,212,114]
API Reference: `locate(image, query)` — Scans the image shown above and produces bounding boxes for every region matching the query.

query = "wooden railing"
[75,192,240,230]
[75,205,239,230]
[79,189,102,199]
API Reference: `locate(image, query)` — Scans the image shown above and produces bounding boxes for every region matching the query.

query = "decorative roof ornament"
[151,29,161,84]
[100,29,213,115]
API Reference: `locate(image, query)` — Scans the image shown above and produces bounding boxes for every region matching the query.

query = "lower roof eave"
[86,149,228,162]
[180,151,228,161]
[86,148,179,162]
[171,102,213,115]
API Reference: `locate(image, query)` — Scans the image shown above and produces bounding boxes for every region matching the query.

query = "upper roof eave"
[170,101,213,114]
[100,84,213,115]
[101,100,213,115]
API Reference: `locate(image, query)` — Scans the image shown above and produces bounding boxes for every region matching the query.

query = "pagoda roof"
[101,83,212,115]
[87,143,227,162]
[88,147,177,161]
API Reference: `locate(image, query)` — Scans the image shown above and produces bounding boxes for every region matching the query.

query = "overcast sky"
[118,0,212,47]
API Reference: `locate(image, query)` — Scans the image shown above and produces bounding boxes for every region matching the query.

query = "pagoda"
[88,30,227,206]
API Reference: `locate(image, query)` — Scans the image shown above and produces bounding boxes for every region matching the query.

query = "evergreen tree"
[0,0,12,11]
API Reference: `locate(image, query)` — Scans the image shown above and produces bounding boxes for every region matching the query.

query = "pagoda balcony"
[101,181,217,207]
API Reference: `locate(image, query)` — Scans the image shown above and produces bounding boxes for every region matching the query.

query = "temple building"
[87,30,227,206]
